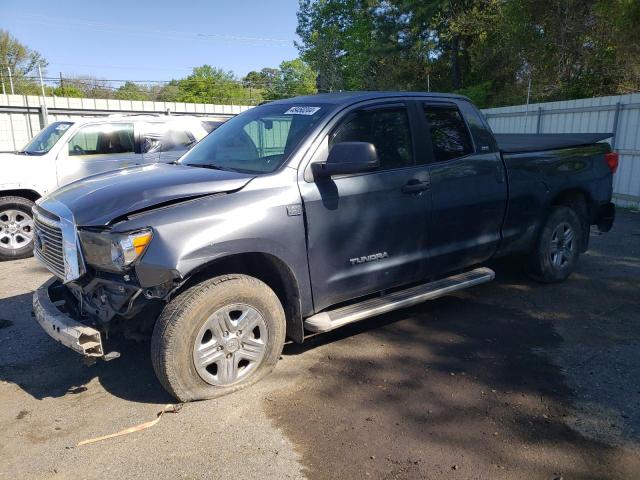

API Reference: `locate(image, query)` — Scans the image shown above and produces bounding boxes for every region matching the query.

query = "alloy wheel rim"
[193,303,268,386]
[0,209,34,251]
[549,222,575,268]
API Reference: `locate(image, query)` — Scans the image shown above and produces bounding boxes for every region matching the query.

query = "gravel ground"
[0,210,638,480]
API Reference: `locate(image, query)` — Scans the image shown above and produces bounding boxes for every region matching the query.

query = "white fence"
[0,94,252,153]
[483,93,640,208]
[3,92,638,208]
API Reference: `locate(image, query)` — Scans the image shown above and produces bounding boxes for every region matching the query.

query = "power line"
[19,74,297,89]
[9,73,310,104]
[45,62,195,72]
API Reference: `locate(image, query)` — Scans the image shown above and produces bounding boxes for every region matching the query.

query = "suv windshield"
[180,103,329,173]
[20,122,73,155]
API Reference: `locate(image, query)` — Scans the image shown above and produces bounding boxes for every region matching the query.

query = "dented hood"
[42,163,255,226]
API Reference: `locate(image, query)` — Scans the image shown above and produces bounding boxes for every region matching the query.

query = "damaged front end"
[31,162,255,359]
[31,202,180,358]
[34,278,105,357]
[35,271,175,359]
[63,270,167,331]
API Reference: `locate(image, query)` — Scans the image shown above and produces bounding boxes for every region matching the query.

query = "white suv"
[0,114,226,260]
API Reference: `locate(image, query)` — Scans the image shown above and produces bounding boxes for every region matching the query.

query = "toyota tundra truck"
[31,92,617,401]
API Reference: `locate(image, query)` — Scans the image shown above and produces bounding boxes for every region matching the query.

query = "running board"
[303,267,495,333]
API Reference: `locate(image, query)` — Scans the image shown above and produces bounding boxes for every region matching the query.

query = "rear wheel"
[526,206,582,283]
[151,274,286,402]
[0,196,35,261]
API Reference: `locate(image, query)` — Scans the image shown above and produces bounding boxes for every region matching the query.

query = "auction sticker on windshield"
[55,124,71,131]
[284,106,321,115]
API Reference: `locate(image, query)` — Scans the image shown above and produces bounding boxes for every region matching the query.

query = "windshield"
[21,122,73,155]
[180,103,330,173]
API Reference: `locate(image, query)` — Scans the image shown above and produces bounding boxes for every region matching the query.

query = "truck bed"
[494,133,613,153]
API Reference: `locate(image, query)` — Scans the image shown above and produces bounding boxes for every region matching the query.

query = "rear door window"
[68,123,134,156]
[201,120,223,133]
[422,104,473,162]
[142,123,196,153]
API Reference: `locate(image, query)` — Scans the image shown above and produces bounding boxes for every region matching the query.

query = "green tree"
[176,65,251,104]
[241,68,281,102]
[51,84,85,98]
[0,30,48,94]
[60,76,113,98]
[263,59,317,100]
[297,0,378,91]
[243,68,279,87]
[156,81,181,102]
[114,81,151,101]
[0,29,47,76]
[296,0,640,107]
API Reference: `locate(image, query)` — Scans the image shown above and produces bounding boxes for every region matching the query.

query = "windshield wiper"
[183,163,228,171]
[182,163,255,174]
[16,150,31,155]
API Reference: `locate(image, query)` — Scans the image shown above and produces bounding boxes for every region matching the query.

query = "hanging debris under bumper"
[32,278,104,357]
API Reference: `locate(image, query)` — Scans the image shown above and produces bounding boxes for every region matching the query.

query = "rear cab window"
[457,100,498,153]
[422,103,473,162]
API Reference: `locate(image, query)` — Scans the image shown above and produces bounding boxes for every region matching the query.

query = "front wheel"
[0,196,35,261]
[526,206,582,283]
[151,274,286,402]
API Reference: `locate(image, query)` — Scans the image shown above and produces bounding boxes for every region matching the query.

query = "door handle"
[402,179,430,194]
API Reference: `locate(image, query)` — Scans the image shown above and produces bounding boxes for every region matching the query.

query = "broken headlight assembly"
[79,228,153,272]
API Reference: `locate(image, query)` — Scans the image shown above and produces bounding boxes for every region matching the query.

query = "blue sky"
[1,0,301,82]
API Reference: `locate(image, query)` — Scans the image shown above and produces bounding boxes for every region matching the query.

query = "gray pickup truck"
[31,92,617,401]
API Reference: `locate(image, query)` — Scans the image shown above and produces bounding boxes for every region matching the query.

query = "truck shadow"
[0,291,172,404]
[274,251,640,479]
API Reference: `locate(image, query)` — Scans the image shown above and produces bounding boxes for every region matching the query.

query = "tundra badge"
[350,252,389,265]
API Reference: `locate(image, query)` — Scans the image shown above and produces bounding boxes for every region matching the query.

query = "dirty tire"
[151,274,286,402]
[0,196,35,261]
[526,206,582,283]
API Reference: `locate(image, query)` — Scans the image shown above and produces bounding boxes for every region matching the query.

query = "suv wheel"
[526,206,582,283]
[0,196,35,261]
[151,274,286,402]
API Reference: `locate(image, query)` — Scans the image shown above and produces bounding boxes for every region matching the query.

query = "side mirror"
[312,142,379,178]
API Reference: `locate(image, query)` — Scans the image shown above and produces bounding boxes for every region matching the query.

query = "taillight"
[605,152,619,174]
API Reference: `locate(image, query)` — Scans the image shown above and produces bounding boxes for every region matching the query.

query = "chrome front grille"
[32,200,85,283]
[33,210,66,279]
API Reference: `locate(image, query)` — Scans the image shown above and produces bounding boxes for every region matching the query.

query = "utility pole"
[37,63,48,126]
[7,66,14,94]
[524,75,532,131]
[427,74,430,92]
[37,64,46,97]
[1,71,5,95]
[59,72,64,96]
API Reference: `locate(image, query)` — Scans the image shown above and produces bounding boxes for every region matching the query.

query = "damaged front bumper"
[33,278,104,357]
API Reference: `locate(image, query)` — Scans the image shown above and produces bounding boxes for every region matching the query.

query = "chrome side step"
[303,267,495,333]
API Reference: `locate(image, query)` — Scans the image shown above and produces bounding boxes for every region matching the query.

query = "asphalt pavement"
[1,210,639,480]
